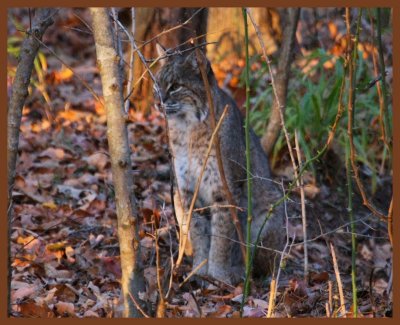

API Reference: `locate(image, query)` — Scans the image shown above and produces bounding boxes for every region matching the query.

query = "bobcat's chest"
[169,126,219,205]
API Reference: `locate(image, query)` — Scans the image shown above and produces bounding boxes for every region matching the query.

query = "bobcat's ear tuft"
[156,43,167,67]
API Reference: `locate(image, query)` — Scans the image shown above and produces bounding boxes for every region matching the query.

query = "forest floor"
[9,8,392,318]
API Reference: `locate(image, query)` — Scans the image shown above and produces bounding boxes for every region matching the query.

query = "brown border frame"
[1,1,398,324]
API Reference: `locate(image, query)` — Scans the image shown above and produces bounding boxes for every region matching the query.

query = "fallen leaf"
[19,301,54,318]
[12,283,40,301]
[55,301,76,316]
[208,304,232,318]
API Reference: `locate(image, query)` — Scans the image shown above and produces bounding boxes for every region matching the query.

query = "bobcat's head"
[155,45,216,127]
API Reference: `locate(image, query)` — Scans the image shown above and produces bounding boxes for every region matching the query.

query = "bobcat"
[155,45,284,285]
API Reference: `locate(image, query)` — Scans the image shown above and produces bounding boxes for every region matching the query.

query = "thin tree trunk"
[7,8,56,316]
[261,8,300,156]
[90,8,146,318]
[7,8,56,196]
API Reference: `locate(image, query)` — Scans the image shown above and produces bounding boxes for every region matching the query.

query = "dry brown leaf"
[55,301,76,316]
[39,147,66,160]
[12,284,41,301]
[207,304,233,318]
[83,310,100,318]
[19,301,54,318]
[84,152,109,171]
[44,263,72,279]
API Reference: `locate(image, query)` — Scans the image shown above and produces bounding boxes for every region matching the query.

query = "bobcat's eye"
[168,84,182,94]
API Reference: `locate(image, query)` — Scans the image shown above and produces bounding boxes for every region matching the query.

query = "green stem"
[346,135,357,317]
[376,8,392,150]
[241,7,253,316]
[347,8,362,317]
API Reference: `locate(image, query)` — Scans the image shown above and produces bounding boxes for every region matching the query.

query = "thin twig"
[124,8,136,113]
[31,36,102,103]
[328,280,333,317]
[128,291,150,318]
[134,8,205,54]
[376,8,391,147]
[266,278,277,318]
[294,130,308,278]
[111,8,123,71]
[345,8,387,222]
[326,302,331,318]
[175,105,230,267]
[73,11,93,33]
[387,196,393,246]
[125,40,216,101]
[155,228,166,317]
[178,258,208,288]
[326,76,346,148]
[330,242,346,317]
[246,8,299,176]
[367,9,389,154]
[193,204,244,213]
[276,181,295,284]
[113,19,161,102]
[267,181,295,318]
[194,44,246,261]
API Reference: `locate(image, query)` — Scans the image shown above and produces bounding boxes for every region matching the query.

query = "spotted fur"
[155,48,285,285]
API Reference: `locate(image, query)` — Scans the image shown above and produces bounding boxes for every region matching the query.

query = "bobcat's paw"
[208,265,233,285]
[230,265,245,285]
[190,261,208,287]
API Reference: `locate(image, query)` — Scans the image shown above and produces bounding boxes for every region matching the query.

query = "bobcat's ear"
[184,50,210,73]
[156,43,167,67]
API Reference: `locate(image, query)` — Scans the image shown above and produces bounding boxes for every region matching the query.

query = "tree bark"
[7,8,56,316]
[90,8,146,318]
[207,8,281,68]
[261,8,300,156]
[7,8,56,197]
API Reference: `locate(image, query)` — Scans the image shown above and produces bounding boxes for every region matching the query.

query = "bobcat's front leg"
[174,191,209,278]
[208,197,236,284]
[190,212,210,277]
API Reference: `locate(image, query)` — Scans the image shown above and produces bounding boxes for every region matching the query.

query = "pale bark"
[90,8,146,318]
[261,8,300,155]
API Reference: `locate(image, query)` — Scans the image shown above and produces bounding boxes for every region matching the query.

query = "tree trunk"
[90,8,146,318]
[207,8,282,68]
[261,8,300,155]
[7,8,56,197]
[7,8,56,316]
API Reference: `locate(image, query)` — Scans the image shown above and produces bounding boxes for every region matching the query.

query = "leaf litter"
[9,8,392,318]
